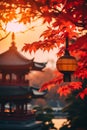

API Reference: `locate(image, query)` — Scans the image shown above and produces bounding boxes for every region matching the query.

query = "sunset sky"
[0,19,58,69]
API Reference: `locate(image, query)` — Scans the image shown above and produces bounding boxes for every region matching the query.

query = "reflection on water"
[52,118,67,130]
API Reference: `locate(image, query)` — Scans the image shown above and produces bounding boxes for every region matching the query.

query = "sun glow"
[5,19,27,33]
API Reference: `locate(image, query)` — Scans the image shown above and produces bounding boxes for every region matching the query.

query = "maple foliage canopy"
[0,0,87,98]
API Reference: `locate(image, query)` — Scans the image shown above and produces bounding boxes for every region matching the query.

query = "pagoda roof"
[0,41,33,66]
[0,41,47,71]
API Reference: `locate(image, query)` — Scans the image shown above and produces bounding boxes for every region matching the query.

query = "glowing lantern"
[56,36,77,82]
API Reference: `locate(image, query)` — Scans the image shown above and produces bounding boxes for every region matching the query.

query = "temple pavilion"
[0,33,47,130]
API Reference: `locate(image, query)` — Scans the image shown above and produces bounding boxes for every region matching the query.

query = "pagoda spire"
[10,32,17,50]
[12,32,15,41]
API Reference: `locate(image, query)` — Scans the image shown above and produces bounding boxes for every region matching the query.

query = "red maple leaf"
[39,75,63,91]
[57,85,71,96]
[69,82,82,90]
[78,88,87,99]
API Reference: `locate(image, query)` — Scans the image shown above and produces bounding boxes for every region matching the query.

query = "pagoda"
[0,33,47,130]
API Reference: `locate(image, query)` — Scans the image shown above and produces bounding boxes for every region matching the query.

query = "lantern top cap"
[58,55,77,60]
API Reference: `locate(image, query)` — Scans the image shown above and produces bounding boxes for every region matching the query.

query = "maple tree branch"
[0,32,10,41]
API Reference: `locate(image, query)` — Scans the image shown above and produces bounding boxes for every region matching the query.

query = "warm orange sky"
[0,19,58,69]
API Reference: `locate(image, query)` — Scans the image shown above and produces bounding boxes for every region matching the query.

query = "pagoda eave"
[0,86,47,102]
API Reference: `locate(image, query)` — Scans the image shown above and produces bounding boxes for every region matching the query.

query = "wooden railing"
[0,79,29,86]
